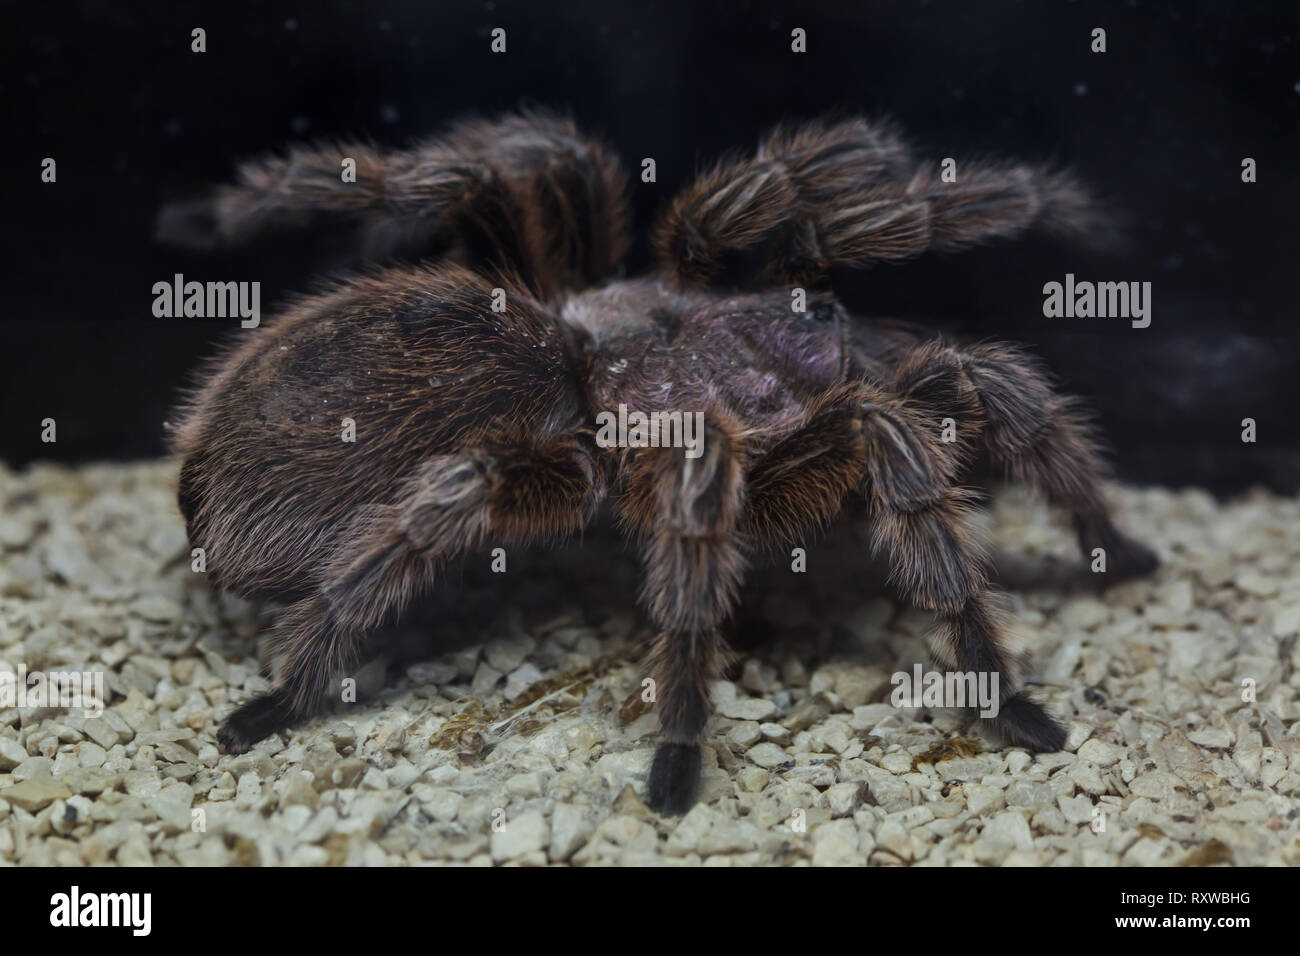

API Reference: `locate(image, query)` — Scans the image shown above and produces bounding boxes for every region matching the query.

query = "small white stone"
[1064,722,1092,752]
[1216,799,1268,822]
[811,819,862,866]
[504,662,543,700]
[421,787,463,823]
[84,717,123,750]
[747,743,790,769]
[1068,761,1107,795]
[1,775,71,811]
[1123,837,1167,865]
[1187,728,1233,750]
[234,772,261,808]
[484,634,536,673]
[0,737,27,771]
[874,818,910,858]
[471,662,502,696]
[666,804,717,854]
[982,810,1034,851]
[825,782,864,818]
[76,742,108,769]
[727,721,762,748]
[549,803,594,862]
[1237,571,1277,597]
[1077,739,1120,767]
[1272,602,1300,637]
[490,810,549,862]
[715,696,777,722]
[880,751,912,775]
[965,783,1004,815]
[506,771,546,799]
[1058,794,1094,825]
[1005,750,1031,774]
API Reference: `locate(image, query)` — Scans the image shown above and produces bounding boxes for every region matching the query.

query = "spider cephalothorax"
[160,110,1156,815]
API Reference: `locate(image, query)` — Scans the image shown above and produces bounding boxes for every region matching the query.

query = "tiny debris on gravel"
[1,460,1298,866]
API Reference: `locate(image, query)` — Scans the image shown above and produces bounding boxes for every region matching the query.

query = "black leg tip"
[1077,516,1159,582]
[646,742,702,816]
[993,693,1067,752]
[1108,537,1159,581]
[215,720,254,755]
[217,691,294,754]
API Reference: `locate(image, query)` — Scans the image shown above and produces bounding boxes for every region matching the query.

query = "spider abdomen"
[171,264,583,599]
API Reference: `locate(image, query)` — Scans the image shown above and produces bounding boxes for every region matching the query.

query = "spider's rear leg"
[218,441,598,753]
[620,417,747,815]
[158,110,629,296]
[893,341,1158,581]
[857,386,1067,751]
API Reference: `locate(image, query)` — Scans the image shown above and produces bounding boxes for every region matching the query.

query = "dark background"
[5,0,1299,493]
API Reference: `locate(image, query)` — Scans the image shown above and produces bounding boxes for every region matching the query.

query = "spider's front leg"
[218,440,599,753]
[891,341,1158,579]
[619,416,748,815]
[654,115,1109,289]
[856,384,1068,751]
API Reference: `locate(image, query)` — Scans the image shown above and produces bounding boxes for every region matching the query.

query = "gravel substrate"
[1,459,1298,866]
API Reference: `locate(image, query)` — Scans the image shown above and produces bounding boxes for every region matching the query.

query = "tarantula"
[159,110,1156,816]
